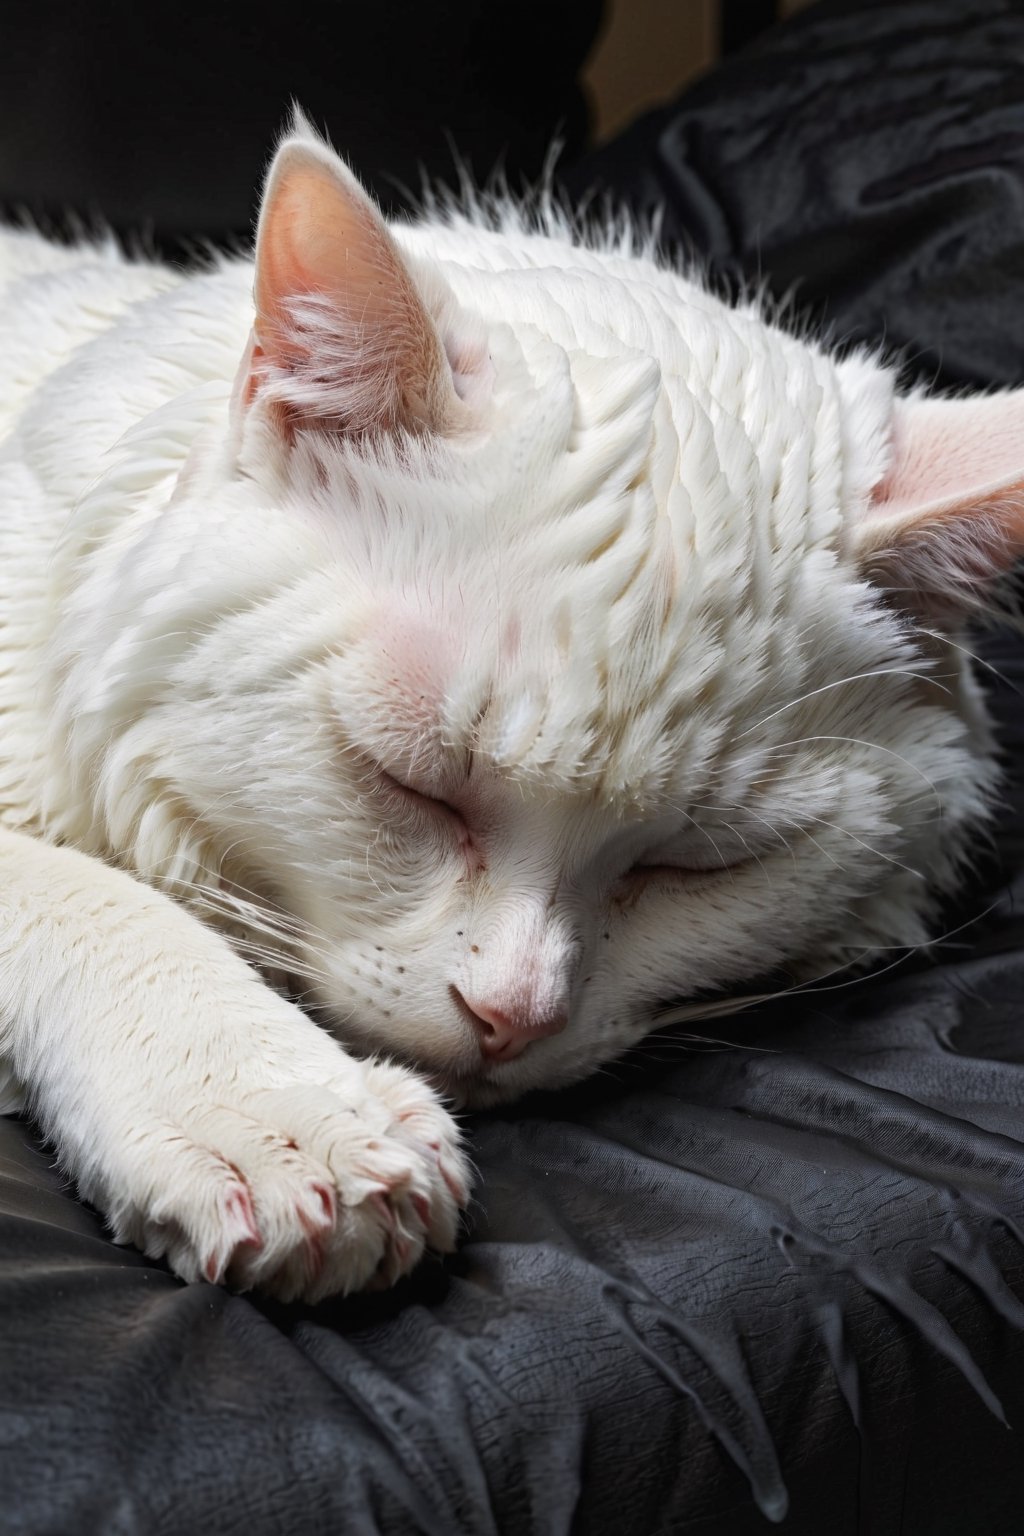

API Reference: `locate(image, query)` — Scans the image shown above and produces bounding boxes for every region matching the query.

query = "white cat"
[1,116,1021,1301]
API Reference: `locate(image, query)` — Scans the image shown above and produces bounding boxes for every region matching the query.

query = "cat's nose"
[454,990,568,1062]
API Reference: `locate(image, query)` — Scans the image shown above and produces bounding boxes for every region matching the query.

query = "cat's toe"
[359,1060,472,1248]
[178,1075,467,1301]
[115,1070,469,1301]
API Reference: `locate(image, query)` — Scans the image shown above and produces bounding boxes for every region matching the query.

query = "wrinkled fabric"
[6,826,1024,1534]
[4,1,1024,1532]
[566,0,1024,394]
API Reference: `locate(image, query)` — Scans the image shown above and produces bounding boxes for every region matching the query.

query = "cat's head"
[64,121,1024,1105]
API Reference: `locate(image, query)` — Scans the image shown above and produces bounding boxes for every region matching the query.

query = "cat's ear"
[852,391,1024,623]
[241,125,463,441]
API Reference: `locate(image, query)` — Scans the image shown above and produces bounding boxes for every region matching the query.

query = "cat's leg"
[0,826,469,1301]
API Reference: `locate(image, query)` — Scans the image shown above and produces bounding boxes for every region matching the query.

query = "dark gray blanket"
[3,2,1024,1531]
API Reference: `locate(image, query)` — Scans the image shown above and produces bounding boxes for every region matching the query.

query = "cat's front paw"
[109,1062,470,1303]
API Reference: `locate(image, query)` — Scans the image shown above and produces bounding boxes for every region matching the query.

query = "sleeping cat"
[1,115,1022,1302]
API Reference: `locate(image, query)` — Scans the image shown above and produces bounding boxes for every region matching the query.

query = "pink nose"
[454,991,569,1062]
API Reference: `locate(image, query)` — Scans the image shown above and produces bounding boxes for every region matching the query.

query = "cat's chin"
[429,1060,583,1110]
[426,1069,516,1110]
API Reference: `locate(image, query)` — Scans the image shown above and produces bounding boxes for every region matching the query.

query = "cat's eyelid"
[629,862,718,878]
[626,853,753,880]
[379,768,465,826]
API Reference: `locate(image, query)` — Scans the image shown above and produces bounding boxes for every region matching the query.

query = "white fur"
[0,128,1008,1298]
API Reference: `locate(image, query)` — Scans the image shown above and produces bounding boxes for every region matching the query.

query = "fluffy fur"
[0,118,1021,1300]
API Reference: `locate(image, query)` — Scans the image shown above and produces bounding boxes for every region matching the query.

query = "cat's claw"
[114,1063,469,1303]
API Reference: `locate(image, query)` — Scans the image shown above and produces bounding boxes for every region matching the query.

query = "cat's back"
[0,230,179,444]
[0,230,240,833]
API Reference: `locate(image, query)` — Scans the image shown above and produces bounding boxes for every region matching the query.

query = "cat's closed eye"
[624,855,751,884]
[622,820,766,884]
[378,769,469,841]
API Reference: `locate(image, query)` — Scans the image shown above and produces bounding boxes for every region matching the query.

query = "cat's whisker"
[790,823,848,874]
[689,799,796,876]
[719,820,772,883]
[652,886,1006,1033]
[736,666,950,741]
[739,734,945,815]
[800,814,926,881]
[651,934,910,1027]
[154,859,341,980]
[642,1029,779,1053]
[918,627,1024,698]
[666,803,736,878]
[189,903,332,982]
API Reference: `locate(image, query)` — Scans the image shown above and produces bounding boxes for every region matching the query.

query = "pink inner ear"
[256,158,404,359]
[854,390,1024,617]
[869,393,1024,532]
[246,137,458,439]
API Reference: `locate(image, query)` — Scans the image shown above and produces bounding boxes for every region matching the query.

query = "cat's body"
[1,121,1021,1300]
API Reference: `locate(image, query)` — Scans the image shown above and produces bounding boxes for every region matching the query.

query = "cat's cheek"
[309,947,483,1078]
[596,884,757,997]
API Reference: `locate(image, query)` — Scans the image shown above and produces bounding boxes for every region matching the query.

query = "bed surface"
[3,2,1024,1530]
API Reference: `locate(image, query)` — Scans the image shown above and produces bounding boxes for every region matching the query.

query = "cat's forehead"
[337,567,796,815]
[406,231,867,592]
[322,232,894,807]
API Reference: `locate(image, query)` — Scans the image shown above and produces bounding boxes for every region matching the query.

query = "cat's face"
[153,185,980,1106]
[65,125,1024,1105]
[164,460,971,1106]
